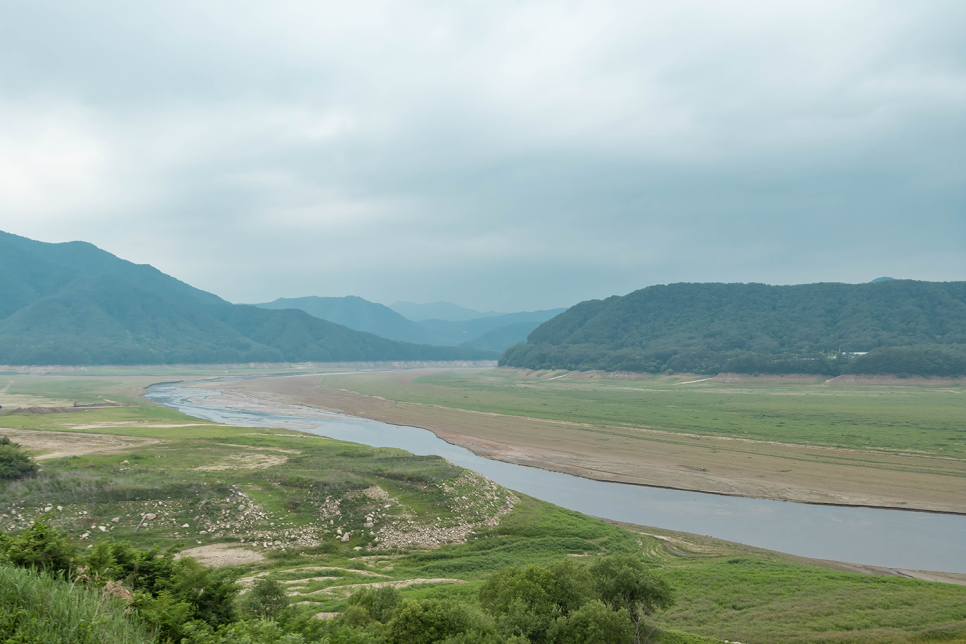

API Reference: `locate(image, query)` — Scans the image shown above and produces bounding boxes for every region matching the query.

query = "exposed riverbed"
[146,381,966,574]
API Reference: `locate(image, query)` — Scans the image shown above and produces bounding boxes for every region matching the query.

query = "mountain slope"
[0,232,497,365]
[501,281,966,374]
[255,296,439,345]
[0,230,225,309]
[0,275,280,365]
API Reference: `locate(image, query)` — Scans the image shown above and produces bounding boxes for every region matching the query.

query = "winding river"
[146,380,966,574]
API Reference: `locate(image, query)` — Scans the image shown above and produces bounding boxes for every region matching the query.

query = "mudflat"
[200,371,966,514]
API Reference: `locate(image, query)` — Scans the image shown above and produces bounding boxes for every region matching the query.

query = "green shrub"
[0,435,40,480]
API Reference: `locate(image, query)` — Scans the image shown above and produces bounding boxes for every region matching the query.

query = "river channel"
[145,381,966,574]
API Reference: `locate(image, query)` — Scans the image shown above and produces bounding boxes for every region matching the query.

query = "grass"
[316,369,966,457]
[0,564,155,644]
[2,371,966,643]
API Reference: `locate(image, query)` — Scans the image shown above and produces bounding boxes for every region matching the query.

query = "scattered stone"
[111,517,120,523]
[144,513,157,520]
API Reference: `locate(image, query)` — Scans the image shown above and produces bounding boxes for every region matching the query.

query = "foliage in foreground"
[0,563,155,644]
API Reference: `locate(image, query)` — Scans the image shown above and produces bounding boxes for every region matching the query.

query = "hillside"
[500,281,966,375]
[258,296,566,352]
[256,296,440,345]
[0,232,496,365]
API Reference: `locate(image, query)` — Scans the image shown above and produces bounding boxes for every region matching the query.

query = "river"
[145,381,966,574]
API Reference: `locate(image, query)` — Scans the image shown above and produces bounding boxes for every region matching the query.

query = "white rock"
[144,513,156,520]
[111,517,120,523]
[98,526,107,532]
[341,533,351,542]
[182,524,190,528]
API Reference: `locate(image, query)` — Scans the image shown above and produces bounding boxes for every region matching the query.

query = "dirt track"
[198,373,966,515]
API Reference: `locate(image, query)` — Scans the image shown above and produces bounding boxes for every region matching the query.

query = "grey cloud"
[0,1,964,311]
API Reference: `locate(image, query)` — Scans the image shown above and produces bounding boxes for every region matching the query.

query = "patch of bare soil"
[0,429,164,460]
[195,453,290,471]
[178,543,266,566]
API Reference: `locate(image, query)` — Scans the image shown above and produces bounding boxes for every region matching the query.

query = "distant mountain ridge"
[0,231,497,365]
[389,301,504,322]
[256,295,565,352]
[501,281,966,376]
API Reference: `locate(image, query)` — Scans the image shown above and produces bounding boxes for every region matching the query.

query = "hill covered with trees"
[0,231,496,365]
[500,281,966,376]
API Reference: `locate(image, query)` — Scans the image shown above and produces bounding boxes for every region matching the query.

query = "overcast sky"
[1,1,964,311]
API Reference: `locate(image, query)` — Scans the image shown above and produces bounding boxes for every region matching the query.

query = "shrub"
[0,435,40,480]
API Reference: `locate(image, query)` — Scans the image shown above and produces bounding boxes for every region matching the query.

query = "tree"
[590,555,674,644]
[0,436,39,480]
[241,578,289,620]
[548,600,634,644]
[478,560,593,642]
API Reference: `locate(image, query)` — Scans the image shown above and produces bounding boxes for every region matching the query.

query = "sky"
[1,1,964,312]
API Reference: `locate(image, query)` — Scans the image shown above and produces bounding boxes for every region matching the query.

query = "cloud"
[0,1,963,310]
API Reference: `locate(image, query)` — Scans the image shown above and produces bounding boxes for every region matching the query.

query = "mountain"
[389,301,504,322]
[0,232,497,365]
[256,296,438,345]
[500,281,966,375]
[258,296,566,352]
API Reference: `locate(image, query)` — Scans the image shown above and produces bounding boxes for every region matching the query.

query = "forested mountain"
[0,232,496,365]
[500,281,966,376]
[257,296,565,352]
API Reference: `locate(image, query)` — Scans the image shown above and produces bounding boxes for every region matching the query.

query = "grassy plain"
[316,369,966,456]
[221,370,966,513]
[1,371,965,642]
[0,376,966,644]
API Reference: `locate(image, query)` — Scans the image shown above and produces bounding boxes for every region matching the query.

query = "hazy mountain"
[260,296,567,352]
[418,309,568,346]
[0,232,497,365]
[389,301,504,322]
[501,281,966,375]
[459,321,543,353]
[256,296,438,345]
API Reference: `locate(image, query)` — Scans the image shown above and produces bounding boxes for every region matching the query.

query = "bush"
[0,435,40,480]
[241,578,289,620]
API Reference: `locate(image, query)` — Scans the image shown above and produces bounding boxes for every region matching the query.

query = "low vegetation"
[0,373,964,643]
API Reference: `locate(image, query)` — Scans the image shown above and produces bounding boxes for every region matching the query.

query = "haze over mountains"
[256,296,564,352]
[0,231,496,365]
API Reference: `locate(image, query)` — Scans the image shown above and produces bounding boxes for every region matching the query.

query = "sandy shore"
[191,373,966,515]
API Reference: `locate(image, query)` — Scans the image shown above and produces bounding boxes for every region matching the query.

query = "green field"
[316,369,966,457]
[1,373,965,643]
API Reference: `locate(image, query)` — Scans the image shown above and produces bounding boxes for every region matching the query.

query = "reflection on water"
[146,382,966,573]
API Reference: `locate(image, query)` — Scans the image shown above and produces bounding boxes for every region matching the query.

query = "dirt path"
[0,429,165,460]
[199,374,966,515]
